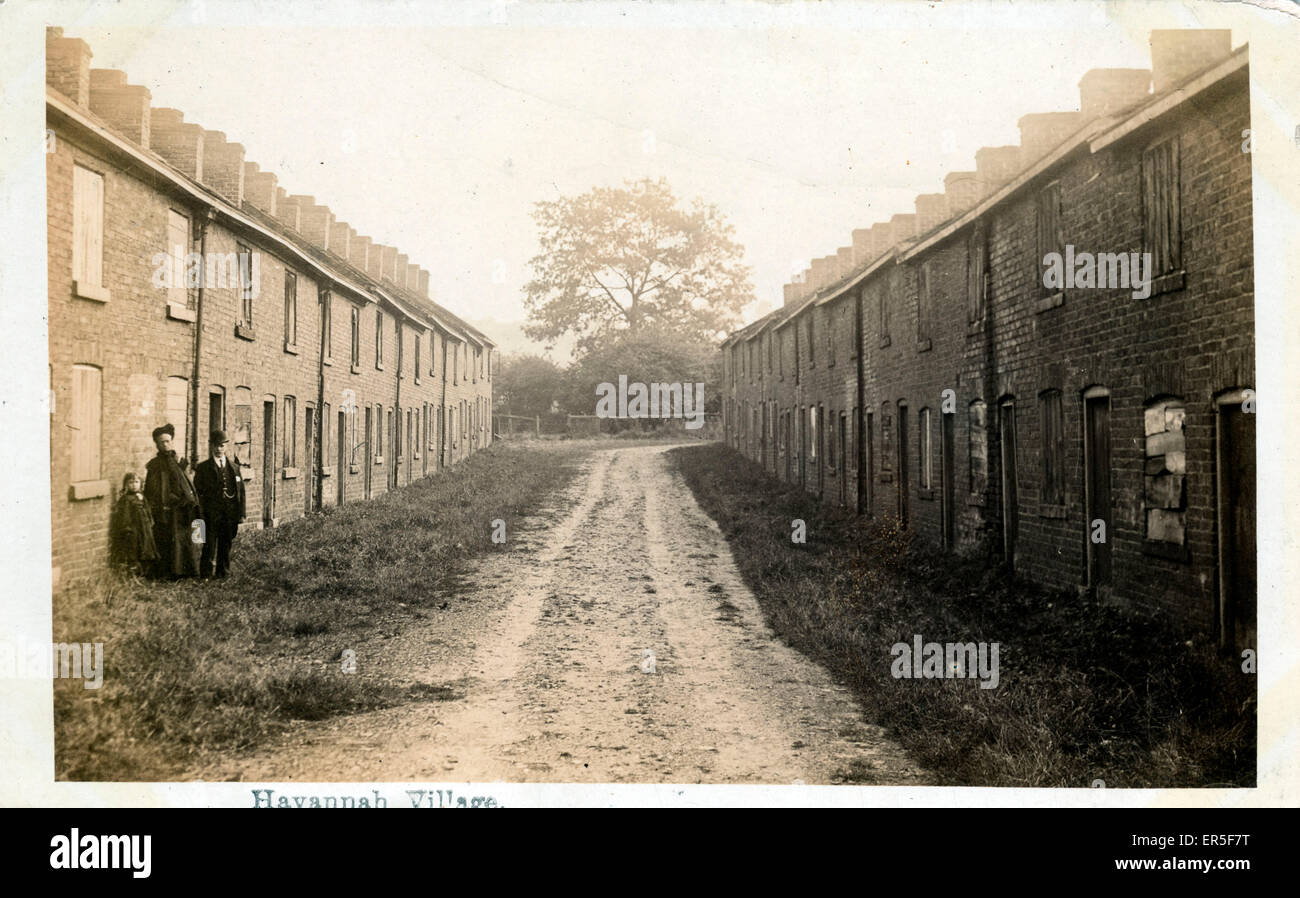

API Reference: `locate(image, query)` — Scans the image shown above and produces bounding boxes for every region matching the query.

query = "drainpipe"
[189,208,214,466]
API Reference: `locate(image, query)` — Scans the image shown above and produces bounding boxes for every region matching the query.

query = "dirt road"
[195,445,928,785]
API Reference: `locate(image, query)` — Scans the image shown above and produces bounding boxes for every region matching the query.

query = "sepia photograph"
[5,0,1298,817]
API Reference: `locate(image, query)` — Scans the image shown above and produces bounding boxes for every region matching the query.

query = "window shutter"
[70,365,102,482]
[73,167,104,288]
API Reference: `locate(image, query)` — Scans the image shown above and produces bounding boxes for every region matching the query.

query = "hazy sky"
[61,1,1244,351]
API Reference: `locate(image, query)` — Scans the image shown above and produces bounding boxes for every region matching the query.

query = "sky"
[57,0,1244,359]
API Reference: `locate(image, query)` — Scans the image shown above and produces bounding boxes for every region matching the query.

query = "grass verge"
[53,441,591,780]
[671,443,1255,787]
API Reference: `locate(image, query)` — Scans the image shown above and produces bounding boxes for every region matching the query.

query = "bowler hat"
[152,423,175,441]
[210,429,229,445]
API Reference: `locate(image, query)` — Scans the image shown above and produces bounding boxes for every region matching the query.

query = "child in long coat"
[111,473,159,574]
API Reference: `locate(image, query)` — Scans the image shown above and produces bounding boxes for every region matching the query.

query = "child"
[111,473,159,574]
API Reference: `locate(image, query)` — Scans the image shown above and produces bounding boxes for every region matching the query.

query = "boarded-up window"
[167,209,189,308]
[806,316,815,366]
[350,305,360,367]
[349,407,359,465]
[809,405,818,460]
[375,403,383,457]
[1142,138,1182,277]
[72,166,105,290]
[968,400,988,493]
[282,396,297,467]
[70,364,102,483]
[376,310,384,368]
[1037,182,1062,294]
[414,334,421,383]
[1145,398,1186,543]
[283,271,298,348]
[919,407,932,489]
[1039,390,1064,505]
[232,387,252,466]
[878,284,889,343]
[320,290,332,362]
[237,243,255,325]
[880,401,894,473]
[165,376,188,460]
[322,401,332,466]
[967,222,988,326]
[918,263,933,344]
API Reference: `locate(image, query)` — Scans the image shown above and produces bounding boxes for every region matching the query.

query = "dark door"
[304,406,316,514]
[1084,394,1112,588]
[897,404,910,526]
[799,407,806,488]
[999,400,1018,566]
[942,411,955,547]
[337,411,346,506]
[262,400,275,527]
[1218,400,1256,652]
[209,391,225,437]
[363,406,373,499]
[838,412,848,506]
[817,405,826,496]
[864,412,874,516]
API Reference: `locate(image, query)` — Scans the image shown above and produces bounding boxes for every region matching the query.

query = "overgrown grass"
[54,442,591,780]
[671,443,1255,788]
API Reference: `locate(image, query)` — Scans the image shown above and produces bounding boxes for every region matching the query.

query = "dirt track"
[195,445,928,785]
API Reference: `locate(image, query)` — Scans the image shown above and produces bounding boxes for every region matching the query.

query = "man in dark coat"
[194,429,246,580]
[143,423,203,579]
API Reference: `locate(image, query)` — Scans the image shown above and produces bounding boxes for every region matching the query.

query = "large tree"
[494,353,567,417]
[523,177,753,357]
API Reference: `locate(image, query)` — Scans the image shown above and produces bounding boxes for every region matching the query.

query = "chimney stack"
[380,246,398,283]
[275,190,304,232]
[243,162,277,214]
[1017,112,1084,163]
[809,256,832,290]
[406,263,421,293]
[837,246,855,278]
[418,269,431,299]
[975,146,1021,196]
[852,229,872,265]
[201,130,245,206]
[1079,68,1152,120]
[367,244,389,281]
[294,198,333,250]
[46,31,92,106]
[1150,30,1231,93]
[149,108,204,181]
[889,213,917,247]
[350,234,372,272]
[329,221,352,260]
[869,223,891,261]
[944,171,980,215]
[783,283,797,306]
[395,253,409,289]
[914,193,948,235]
[88,69,151,146]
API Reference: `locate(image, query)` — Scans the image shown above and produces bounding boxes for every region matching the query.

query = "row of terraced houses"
[47,28,496,589]
[721,30,1255,650]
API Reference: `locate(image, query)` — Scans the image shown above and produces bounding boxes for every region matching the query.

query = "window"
[320,290,332,362]
[282,396,297,467]
[919,408,933,490]
[779,329,785,380]
[1037,181,1062,297]
[767,333,774,373]
[350,305,360,368]
[166,209,189,309]
[208,386,225,435]
[967,222,988,327]
[806,316,815,367]
[387,408,394,458]
[322,401,332,467]
[440,335,448,382]
[70,364,102,484]
[917,263,933,347]
[877,283,889,345]
[72,165,106,298]
[1039,390,1065,506]
[826,307,836,366]
[880,402,893,475]
[809,406,818,460]
[283,271,298,349]
[232,387,252,466]
[827,411,837,468]
[397,409,404,459]
[375,309,384,368]
[1142,137,1182,278]
[793,325,801,384]
[375,403,383,458]
[453,342,459,384]
[968,400,988,493]
[397,322,405,376]
[237,243,255,326]
[165,376,188,461]
[1144,398,1186,544]
[475,348,481,384]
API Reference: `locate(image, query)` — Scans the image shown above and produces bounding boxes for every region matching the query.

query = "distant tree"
[564,329,722,426]
[523,177,753,358]
[494,353,567,417]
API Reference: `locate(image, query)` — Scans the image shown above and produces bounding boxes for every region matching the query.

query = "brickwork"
[46,29,495,587]
[723,34,1253,643]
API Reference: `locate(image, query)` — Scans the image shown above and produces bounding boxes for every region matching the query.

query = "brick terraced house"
[47,28,496,588]
[722,30,1254,650]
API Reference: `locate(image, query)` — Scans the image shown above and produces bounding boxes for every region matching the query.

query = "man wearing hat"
[194,429,246,580]
[143,423,203,579]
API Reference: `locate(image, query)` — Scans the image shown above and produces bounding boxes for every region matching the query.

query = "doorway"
[337,411,346,506]
[941,411,955,547]
[1216,391,1256,652]
[304,405,316,515]
[261,400,275,527]
[999,398,1017,566]
[897,403,910,526]
[363,406,373,500]
[838,412,848,506]
[1083,388,1112,590]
